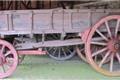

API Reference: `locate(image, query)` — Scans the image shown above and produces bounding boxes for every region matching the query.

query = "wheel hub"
[108,38,120,53]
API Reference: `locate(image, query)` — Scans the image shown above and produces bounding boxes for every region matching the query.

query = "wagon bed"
[0,9,119,35]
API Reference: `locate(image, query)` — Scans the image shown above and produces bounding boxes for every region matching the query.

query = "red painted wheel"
[0,40,18,78]
[86,15,120,76]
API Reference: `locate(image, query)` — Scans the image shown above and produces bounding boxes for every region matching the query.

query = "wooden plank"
[15,39,83,50]
[12,13,32,31]
[0,14,8,30]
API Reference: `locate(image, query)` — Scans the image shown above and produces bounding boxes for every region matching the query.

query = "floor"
[5,55,120,80]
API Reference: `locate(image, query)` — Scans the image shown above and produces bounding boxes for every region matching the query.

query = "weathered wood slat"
[15,39,83,50]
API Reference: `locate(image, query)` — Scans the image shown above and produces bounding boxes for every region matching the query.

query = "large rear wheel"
[86,15,120,76]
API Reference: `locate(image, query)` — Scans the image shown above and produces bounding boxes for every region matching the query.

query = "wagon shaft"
[17,49,46,55]
[15,38,83,50]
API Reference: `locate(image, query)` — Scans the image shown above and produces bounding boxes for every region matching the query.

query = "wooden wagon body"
[0,9,119,35]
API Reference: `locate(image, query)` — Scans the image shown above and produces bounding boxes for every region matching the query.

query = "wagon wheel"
[86,15,120,76]
[13,39,25,64]
[46,45,76,60]
[0,40,18,78]
[45,35,76,60]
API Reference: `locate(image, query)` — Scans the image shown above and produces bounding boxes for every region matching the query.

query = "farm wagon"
[0,9,120,78]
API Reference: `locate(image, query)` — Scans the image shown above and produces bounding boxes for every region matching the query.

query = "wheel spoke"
[80,48,84,52]
[92,47,108,57]
[91,41,107,46]
[66,47,72,54]
[99,51,110,67]
[62,48,67,57]
[4,51,11,57]
[3,64,10,71]
[110,54,114,72]
[6,58,13,67]
[115,19,120,37]
[0,45,5,54]
[58,48,61,58]
[105,21,112,38]
[92,37,105,41]
[1,64,5,73]
[116,53,120,64]
[94,55,97,62]
[96,29,108,41]
[48,47,53,51]
[52,48,58,56]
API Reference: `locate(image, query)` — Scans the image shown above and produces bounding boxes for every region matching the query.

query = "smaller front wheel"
[0,40,18,78]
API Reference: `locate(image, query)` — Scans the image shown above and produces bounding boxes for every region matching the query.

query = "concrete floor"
[5,55,120,80]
